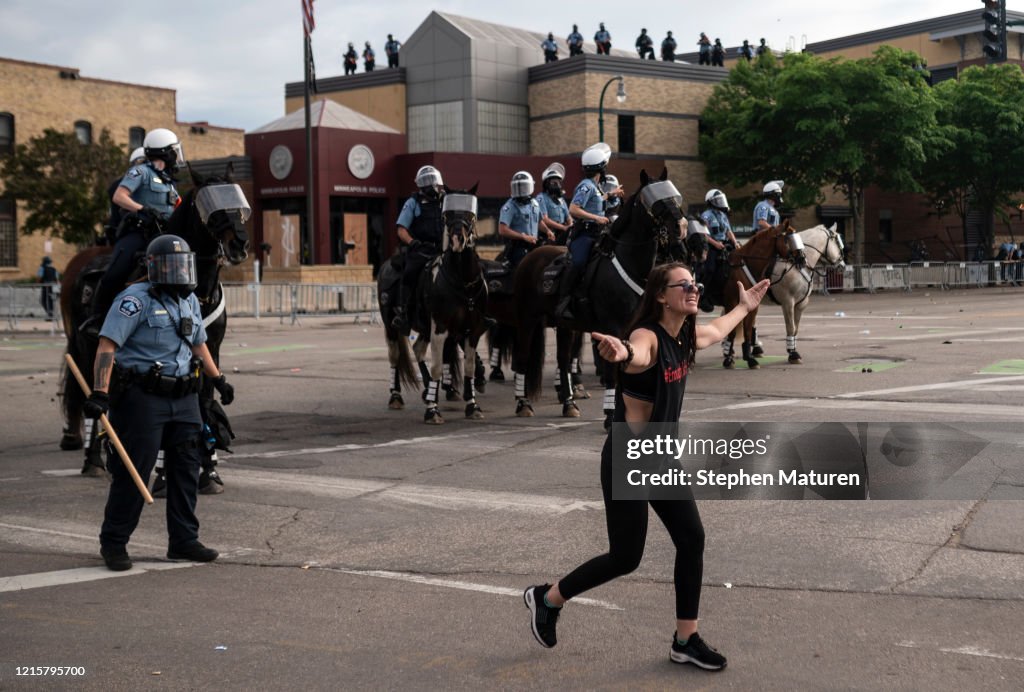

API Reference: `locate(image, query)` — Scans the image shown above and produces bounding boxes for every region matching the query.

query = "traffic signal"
[981,0,1006,62]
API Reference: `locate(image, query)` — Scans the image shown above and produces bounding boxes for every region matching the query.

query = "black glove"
[83,391,110,419]
[212,375,234,406]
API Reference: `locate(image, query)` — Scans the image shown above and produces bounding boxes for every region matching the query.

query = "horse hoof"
[723,358,735,369]
[788,352,803,364]
[751,346,765,357]
[574,384,590,400]
[562,402,581,418]
[489,369,505,383]
[60,434,83,451]
[424,408,444,424]
[465,404,484,419]
[80,462,108,478]
[746,359,760,370]
[515,400,534,417]
[388,392,404,410]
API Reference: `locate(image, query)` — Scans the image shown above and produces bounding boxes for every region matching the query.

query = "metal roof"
[435,11,636,58]
[249,99,400,135]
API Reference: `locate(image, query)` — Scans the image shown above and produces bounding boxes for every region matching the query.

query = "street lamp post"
[598,75,626,142]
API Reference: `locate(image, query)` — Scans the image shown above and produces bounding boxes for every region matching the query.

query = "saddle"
[481,259,514,297]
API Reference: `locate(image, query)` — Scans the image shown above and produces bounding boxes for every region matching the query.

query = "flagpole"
[303,32,315,262]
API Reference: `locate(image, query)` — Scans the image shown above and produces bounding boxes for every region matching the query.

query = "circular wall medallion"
[269,145,293,180]
[348,144,375,180]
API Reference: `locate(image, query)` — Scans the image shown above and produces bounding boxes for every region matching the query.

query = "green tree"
[920,64,1024,258]
[701,46,941,265]
[0,128,125,247]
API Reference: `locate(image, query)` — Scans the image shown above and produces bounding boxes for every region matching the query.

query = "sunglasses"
[666,280,704,294]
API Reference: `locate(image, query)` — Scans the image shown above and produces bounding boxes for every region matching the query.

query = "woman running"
[525,262,770,671]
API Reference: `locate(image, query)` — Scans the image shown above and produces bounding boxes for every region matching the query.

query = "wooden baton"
[64,353,154,504]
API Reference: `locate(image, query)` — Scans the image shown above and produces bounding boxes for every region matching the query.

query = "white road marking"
[872,327,1024,341]
[0,562,197,593]
[700,398,1024,418]
[222,468,602,515]
[230,421,590,460]
[0,477,22,482]
[40,469,82,477]
[896,641,1024,663]
[835,374,1024,399]
[0,522,164,551]
[326,566,622,611]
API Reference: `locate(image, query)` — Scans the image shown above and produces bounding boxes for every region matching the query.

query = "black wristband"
[619,339,634,369]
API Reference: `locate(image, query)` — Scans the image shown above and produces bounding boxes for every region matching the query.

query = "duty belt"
[115,365,201,398]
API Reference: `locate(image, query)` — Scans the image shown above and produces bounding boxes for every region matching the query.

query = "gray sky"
[0,1,985,132]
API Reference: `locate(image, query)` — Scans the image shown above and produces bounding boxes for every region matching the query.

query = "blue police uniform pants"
[507,245,529,268]
[569,231,596,271]
[95,232,149,313]
[99,386,203,551]
[703,244,723,286]
[401,243,437,291]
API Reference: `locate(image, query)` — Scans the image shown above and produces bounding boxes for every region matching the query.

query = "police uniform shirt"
[568,31,583,46]
[99,282,207,378]
[571,178,605,216]
[386,40,400,54]
[542,38,557,52]
[595,30,611,42]
[537,192,570,226]
[700,208,732,241]
[753,200,780,228]
[499,197,541,239]
[118,163,178,218]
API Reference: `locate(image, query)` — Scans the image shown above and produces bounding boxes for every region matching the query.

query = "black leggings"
[558,436,705,620]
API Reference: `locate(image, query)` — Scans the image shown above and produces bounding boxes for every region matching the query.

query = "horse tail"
[523,319,546,401]
[489,324,514,367]
[391,328,419,390]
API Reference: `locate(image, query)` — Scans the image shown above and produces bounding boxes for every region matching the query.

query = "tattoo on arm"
[94,352,114,392]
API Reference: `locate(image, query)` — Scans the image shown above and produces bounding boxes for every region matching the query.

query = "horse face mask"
[640,181,684,225]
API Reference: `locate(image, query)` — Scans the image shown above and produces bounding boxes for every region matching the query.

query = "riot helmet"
[415,165,444,200]
[762,180,784,204]
[548,32,554,40]
[143,128,184,170]
[599,22,606,31]
[705,189,729,212]
[388,34,393,40]
[581,142,612,175]
[602,175,621,209]
[128,147,146,166]
[511,171,535,200]
[542,163,565,196]
[146,234,197,298]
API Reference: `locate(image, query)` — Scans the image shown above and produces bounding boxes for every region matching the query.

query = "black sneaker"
[100,545,132,571]
[167,542,219,562]
[523,584,560,648]
[670,632,727,671]
[199,468,225,495]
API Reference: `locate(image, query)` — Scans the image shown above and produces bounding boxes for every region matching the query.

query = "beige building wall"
[285,83,407,133]
[0,58,244,280]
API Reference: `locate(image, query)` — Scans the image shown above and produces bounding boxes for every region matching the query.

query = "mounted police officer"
[83,128,183,337]
[661,31,677,62]
[499,172,549,270]
[102,147,148,246]
[344,42,358,75]
[594,23,612,55]
[602,174,622,223]
[754,180,805,265]
[391,165,445,331]
[568,25,584,56]
[542,33,559,63]
[85,234,234,571]
[537,163,572,245]
[636,29,654,60]
[556,143,623,320]
[700,189,737,310]
[385,34,401,68]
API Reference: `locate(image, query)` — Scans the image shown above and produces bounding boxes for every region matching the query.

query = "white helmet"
[541,162,565,181]
[415,165,443,189]
[128,147,147,165]
[143,128,184,168]
[762,180,784,203]
[511,171,535,198]
[705,188,729,211]
[601,175,619,194]
[581,142,612,174]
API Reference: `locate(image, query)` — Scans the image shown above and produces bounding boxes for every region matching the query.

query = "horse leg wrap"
[571,357,580,375]
[425,380,439,404]
[742,341,752,362]
[514,372,526,399]
[390,366,399,393]
[463,375,475,403]
[83,417,95,448]
[489,347,500,368]
[603,388,615,413]
[752,327,763,348]
[418,361,430,385]
[721,339,732,357]
[786,336,797,353]
[442,367,452,389]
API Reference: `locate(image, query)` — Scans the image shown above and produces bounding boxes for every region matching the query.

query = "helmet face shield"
[195,184,252,224]
[148,251,197,292]
[511,172,534,198]
[415,166,443,189]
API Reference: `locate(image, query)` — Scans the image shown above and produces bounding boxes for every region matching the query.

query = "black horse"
[511,169,687,425]
[60,168,250,476]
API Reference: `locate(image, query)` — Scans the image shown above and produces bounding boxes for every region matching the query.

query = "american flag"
[302,0,315,36]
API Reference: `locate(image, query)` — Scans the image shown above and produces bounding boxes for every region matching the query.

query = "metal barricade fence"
[1,282,63,332]
[866,264,910,293]
[907,262,947,290]
[222,283,380,323]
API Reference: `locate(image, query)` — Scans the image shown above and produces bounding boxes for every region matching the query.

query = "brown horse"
[59,169,250,473]
[722,221,845,368]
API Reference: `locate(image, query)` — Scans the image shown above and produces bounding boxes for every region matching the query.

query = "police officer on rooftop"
[85,234,234,571]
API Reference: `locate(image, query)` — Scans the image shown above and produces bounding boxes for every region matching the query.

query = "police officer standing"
[542,33,559,63]
[697,32,712,65]
[594,23,612,55]
[567,25,584,56]
[636,29,654,60]
[344,42,358,75]
[363,41,376,72]
[711,38,725,67]
[537,163,572,245]
[84,235,234,571]
[83,128,183,337]
[661,31,677,62]
[499,172,549,269]
[391,166,445,331]
[385,34,401,68]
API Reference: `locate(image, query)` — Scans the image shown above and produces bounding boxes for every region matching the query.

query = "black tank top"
[614,322,689,424]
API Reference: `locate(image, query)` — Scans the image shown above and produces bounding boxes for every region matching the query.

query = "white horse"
[723,223,846,368]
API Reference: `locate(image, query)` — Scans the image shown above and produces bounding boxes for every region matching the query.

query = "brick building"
[0,56,244,280]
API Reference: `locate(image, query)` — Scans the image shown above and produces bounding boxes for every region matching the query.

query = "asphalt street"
[1,285,1023,690]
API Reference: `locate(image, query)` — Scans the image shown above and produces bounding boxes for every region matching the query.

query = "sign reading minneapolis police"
[610,422,992,501]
